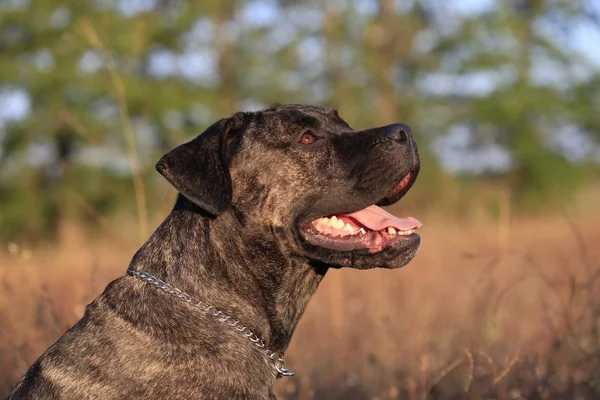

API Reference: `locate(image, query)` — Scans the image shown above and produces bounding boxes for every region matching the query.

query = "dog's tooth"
[330,216,338,222]
[358,228,366,235]
[343,223,354,232]
[334,219,345,229]
[387,227,397,235]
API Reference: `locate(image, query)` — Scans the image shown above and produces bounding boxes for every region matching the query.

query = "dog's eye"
[299,132,317,145]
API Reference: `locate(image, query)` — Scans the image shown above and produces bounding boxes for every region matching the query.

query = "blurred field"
[2,210,599,399]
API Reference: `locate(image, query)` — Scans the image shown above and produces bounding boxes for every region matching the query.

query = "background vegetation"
[1,0,600,398]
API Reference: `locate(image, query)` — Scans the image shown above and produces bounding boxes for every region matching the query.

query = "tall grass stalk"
[79,19,149,243]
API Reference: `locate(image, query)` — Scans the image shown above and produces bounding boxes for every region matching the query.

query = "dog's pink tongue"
[342,205,422,231]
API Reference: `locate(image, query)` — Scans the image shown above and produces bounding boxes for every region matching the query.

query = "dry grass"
[1,214,599,399]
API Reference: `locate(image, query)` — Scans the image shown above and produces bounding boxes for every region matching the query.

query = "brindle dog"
[8,104,422,399]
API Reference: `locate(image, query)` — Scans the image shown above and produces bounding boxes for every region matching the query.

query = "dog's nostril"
[385,124,412,143]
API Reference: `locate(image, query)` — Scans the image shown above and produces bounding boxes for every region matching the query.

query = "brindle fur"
[8,104,421,399]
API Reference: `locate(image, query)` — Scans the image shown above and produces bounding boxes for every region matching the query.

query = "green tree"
[427,0,599,206]
[0,0,245,241]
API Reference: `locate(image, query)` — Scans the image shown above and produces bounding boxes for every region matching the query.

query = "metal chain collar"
[127,269,294,379]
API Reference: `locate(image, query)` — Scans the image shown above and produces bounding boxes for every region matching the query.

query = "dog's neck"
[129,195,327,353]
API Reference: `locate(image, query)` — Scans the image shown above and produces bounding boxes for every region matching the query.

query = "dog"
[8,104,422,399]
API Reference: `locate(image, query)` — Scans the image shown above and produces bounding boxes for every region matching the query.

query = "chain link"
[127,269,295,378]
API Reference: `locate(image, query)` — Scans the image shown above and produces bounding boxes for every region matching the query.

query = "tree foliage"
[0,0,598,240]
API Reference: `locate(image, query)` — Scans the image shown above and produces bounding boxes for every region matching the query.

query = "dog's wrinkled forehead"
[260,104,352,135]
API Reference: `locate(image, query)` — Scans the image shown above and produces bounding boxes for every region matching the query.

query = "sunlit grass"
[1,214,599,398]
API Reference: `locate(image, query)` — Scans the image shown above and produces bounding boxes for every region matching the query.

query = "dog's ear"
[156,114,246,215]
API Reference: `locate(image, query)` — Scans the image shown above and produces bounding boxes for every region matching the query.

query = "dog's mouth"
[300,172,421,253]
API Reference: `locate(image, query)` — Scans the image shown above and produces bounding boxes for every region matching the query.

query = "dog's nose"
[384,124,412,143]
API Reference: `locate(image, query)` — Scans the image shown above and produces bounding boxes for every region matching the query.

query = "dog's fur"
[8,104,421,399]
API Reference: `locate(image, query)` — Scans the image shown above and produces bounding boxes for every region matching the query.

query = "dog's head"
[157,104,421,269]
